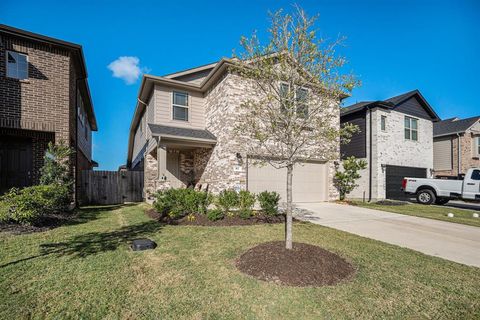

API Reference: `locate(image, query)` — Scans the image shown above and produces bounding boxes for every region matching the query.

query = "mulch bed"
[235,241,356,287]
[0,213,75,235]
[145,208,288,226]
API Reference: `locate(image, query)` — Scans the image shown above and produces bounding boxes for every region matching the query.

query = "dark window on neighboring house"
[173,91,188,121]
[381,115,386,131]
[6,50,28,80]
[471,169,480,181]
[404,116,418,141]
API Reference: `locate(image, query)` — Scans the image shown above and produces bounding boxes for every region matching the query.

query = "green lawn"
[348,200,480,227]
[1,204,479,319]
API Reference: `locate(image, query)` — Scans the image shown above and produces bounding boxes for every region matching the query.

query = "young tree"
[39,141,74,186]
[334,156,368,200]
[232,7,359,249]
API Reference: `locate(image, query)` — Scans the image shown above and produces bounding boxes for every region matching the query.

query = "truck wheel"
[435,198,449,205]
[417,189,436,205]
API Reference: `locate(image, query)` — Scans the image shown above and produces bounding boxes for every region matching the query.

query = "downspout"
[75,79,79,207]
[457,133,461,176]
[368,107,373,202]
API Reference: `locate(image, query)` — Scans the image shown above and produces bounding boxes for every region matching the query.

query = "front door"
[463,169,480,200]
[0,136,33,193]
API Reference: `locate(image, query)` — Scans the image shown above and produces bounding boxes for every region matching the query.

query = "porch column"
[158,144,167,179]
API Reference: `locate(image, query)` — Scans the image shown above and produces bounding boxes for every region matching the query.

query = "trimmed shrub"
[195,191,213,215]
[0,184,70,225]
[207,208,224,221]
[154,188,213,219]
[216,189,239,214]
[238,190,256,219]
[257,191,280,216]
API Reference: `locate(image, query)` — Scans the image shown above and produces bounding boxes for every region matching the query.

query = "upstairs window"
[404,116,418,141]
[6,50,28,80]
[173,91,188,121]
[279,83,290,113]
[279,83,308,118]
[381,115,387,131]
[296,88,308,118]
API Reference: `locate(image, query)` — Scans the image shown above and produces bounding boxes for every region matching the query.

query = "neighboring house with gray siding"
[433,116,480,177]
[126,58,341,203]
[340,90,440,201]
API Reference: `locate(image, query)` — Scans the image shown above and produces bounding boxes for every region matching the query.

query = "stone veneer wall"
[200,72,340,200]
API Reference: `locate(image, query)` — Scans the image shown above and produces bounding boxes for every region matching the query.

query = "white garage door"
[247,160,329,202]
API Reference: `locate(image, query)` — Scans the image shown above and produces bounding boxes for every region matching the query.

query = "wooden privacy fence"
[79,170,144,205]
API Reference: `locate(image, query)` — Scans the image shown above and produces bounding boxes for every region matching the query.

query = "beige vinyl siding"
[132,112,147,163]
[154,85,205,129]
[434,136,453,171]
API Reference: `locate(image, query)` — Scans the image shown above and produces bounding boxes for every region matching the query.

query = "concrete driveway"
[294,202,480,268]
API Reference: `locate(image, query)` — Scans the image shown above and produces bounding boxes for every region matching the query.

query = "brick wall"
[0,33,72,143]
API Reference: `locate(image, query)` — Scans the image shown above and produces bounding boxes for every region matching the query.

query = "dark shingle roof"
[433,116,480,137]
[341,89,439,121]
[148,124,217,141]
[383,90,418,105]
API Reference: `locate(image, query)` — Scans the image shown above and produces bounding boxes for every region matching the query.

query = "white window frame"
[6,50,28,80]
[172,91,189,122]
[381,115,387,131]
[279,82,309,118]
[404,116,418,141]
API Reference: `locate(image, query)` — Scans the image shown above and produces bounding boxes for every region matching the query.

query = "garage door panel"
[247,160,328,202]
[385,165,427,200]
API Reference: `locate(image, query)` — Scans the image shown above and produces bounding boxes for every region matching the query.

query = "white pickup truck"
[402,168,480,205]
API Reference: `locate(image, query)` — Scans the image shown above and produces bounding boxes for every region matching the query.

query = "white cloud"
[107,56,145,85]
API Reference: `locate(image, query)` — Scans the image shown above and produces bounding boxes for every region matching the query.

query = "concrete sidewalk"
[294,202,480,268]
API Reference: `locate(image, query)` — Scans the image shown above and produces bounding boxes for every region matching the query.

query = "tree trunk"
[285,163,293,249]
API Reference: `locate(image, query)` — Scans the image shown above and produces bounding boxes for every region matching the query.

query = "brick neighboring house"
[340,90,440,201]
[433,116,480,177]
[126,58,340,203]
[0,25,98,200]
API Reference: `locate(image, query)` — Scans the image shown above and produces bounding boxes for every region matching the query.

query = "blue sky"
[1,0,479,170]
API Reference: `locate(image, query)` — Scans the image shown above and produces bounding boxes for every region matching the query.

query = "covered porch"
[144,124,216,200]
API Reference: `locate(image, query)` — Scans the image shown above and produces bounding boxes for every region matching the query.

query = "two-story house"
[0,25,97,200]
[126,58,340,203]
[433,116,480,177]
[340,90,440,201]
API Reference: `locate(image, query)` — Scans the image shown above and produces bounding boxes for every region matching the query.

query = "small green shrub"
[238,190,256,219]
[196,191,213,215]
[216,189,239,214]
[207,208,224,221]
[154,188,213,219]
[257,191,280,216]
[0,184,70,225]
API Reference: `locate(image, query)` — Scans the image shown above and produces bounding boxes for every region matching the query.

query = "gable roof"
[0,24,98,131]
[433,116,480,137]
[341,89,440,121]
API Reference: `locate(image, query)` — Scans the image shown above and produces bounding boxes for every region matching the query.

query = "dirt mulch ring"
[145,208,288,226]
[236,241,356,287]
[0,214,76,235]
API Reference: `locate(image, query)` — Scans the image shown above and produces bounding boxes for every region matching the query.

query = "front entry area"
[247,159,329,202]
[0,136,33,193]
